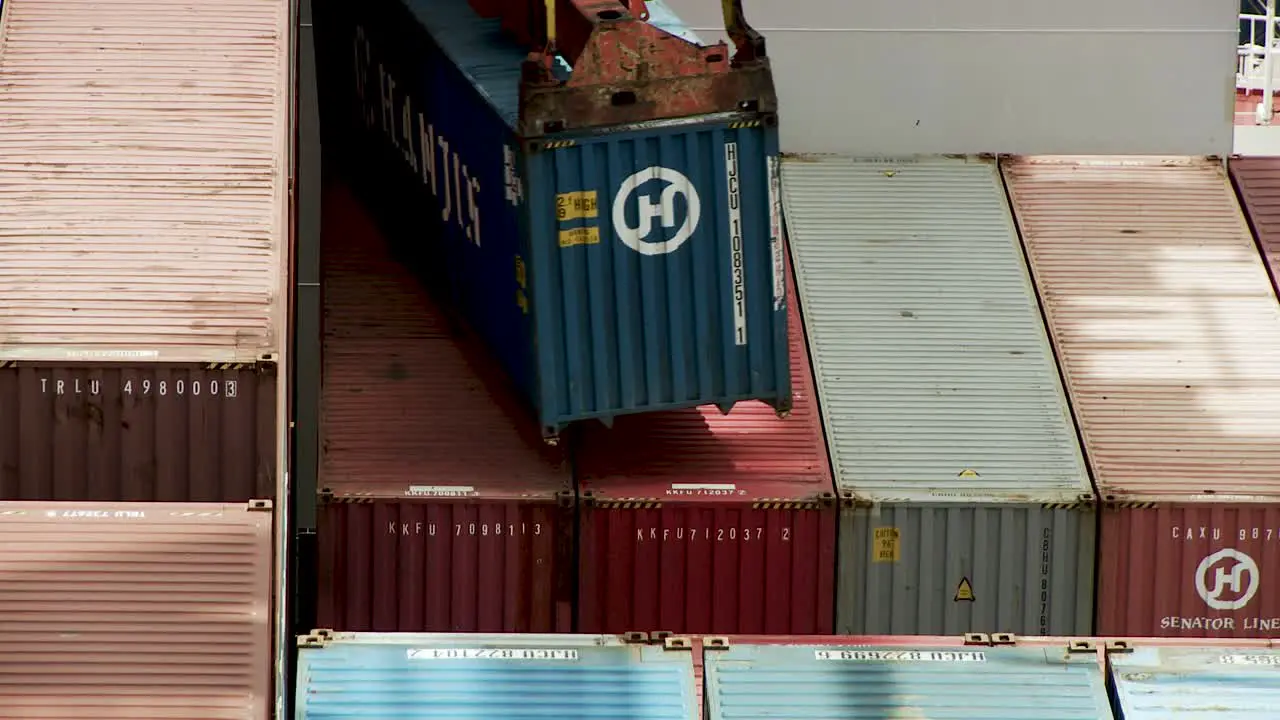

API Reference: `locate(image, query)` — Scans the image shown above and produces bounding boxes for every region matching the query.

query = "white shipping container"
[781,155,1094,635]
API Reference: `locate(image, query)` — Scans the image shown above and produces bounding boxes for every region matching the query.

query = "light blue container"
[704,640,1113,718]
[295,632,699,719]
[1110,645,1280,718]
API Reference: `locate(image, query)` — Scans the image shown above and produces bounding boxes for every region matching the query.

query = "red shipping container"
[1005,157,1280,638]
[316,185,574,634]
[1099,505,1280,638]
[576,278,835,635]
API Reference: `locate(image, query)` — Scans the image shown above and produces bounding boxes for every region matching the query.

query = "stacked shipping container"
[313,0,791,437]
[703,636,1112,717]
[1109,643,1280,716]
[0,501,273,718]
[0,0,290,503]
[575,271,835,635]
[316,186,574,634]
[781,155,1095,636]
[0,0,290,714]
[295,632,700,720]
[1004,156,1280,638]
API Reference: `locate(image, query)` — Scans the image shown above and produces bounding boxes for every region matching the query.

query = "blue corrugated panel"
[705,642,1112,719]
[312,0,791,437]
[1110,646,1280,718]
[295,633,698,720]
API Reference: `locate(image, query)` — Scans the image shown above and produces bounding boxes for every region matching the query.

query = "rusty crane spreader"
[466,0,775,135]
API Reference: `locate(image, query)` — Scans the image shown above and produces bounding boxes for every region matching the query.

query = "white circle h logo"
[1195,548,1260,611]
[612,166,701,256]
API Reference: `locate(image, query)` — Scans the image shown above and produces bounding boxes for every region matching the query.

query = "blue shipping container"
[313,0,792,437]
[704,640,1113,718]
[1110,645,1280,717]
[295,632,699,719]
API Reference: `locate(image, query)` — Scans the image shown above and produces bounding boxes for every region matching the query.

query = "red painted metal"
[1097,504,1280,638]
[464,0,776,133]
[317,184,574,633]
[0,500,274,719]
[576,277,835,635]
[1231,158,1280,295]
[317,498,573,633]
[0,363,276,502]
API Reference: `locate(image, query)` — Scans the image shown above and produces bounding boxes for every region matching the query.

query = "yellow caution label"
[954,577,975,602]
[559,226,600,248]
[872,527,900,563]
[556,191,599,222]
[958,468,980,478]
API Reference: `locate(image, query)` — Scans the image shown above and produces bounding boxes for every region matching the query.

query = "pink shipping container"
[316,186,574,634]
[0,0,290,362]
[0,500,273,719]
[576,277,836,635]
[1003,155,1280,638]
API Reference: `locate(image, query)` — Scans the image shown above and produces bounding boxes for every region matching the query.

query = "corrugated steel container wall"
[1097,504,1280,637]
[0,500,273,719]
[318,184,574,633]
[1230,157,1280,293]
[0,0,289,362]
[781,155,1090,502]
[0,363,276,502]
[840,503,1096,636]
[1110,645,1280,718]
[295,633,699,720]
[317,499,572,633]
[779,155,1095,636]
[703,638,1111,719]
[576,273,835,635]
[1002,155,1280,501]
[314,0,790,436]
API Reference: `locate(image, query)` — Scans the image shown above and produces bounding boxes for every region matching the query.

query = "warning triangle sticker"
[954,577,975,602]
[958,469,980,478]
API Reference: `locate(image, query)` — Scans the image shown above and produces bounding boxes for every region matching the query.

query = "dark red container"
[0,362,276,502]
[1097,503,1280,637]
[316,184,574,634]
[1231,157,1280,289]
[576,283,836,635]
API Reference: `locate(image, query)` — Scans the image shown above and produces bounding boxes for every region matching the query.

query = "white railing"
[1239,13,1280,90]
[1239,10,1280,124]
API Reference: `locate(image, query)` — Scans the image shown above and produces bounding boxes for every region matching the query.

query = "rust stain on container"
[576,271,836,635]
[317,184,573,633]
[1098,503,1280,638]
[1003,156,1280,500]
[0,0,290,361]
[0,500,273,719]
[0,363,276,502]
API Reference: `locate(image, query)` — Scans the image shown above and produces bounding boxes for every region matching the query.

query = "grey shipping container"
[781,155,1095,636]
[0,362,277,502]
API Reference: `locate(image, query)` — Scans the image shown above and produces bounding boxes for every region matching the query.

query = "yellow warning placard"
[872,527,900,563]
[556,191,598,222]
[954,577,975,602]
[559,226,600,248]
[958,469,979,478]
